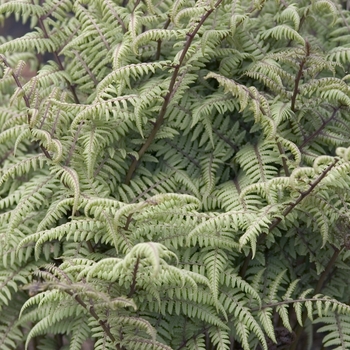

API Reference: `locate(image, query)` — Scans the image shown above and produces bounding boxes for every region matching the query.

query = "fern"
[1,0,350,349]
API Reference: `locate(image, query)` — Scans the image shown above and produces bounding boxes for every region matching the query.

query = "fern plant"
[1,0,350,349]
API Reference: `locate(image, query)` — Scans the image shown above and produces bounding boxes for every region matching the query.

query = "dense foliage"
[1,0,350,349]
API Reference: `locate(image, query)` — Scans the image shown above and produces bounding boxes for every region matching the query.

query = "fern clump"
[1,0,350,349]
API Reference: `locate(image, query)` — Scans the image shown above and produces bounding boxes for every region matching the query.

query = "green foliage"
[1,0,350,349]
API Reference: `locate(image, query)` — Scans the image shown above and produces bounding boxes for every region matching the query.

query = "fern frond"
[0,2,45,18]
[0,154,47,187]
[278,4,300,30]
[316,313,350,350]
[50,165,80,215]
[97,61,170,94]
[262,24,305,45]
[203,248,227,305]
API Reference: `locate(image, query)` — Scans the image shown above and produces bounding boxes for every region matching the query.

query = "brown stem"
[124,214,133,231]
[65,290,120,349]
[32,0,80,104]
[65,120,84,166]
[0,55,52,160]
[132,0,142,11]
[155,18,171,60]
[277,140,290,176]
[127,257,140,298]
[269,158,339,231]
[125,0,224,184]
[291,40,310,112]
[51,50,80,104]
[300,107,341,150]
[240,158,339,278]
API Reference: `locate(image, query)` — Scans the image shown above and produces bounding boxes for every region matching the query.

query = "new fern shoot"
[1,0,350,349]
